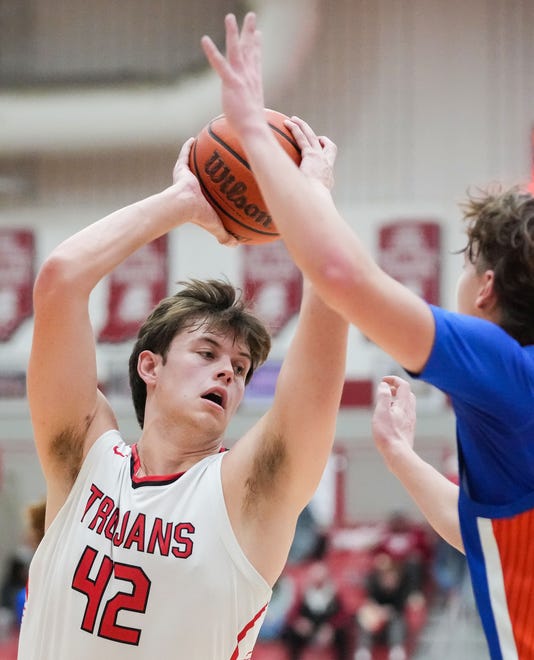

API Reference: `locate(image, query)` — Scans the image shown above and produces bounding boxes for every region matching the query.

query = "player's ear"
[137,350,161,385]
[475,270,498,314]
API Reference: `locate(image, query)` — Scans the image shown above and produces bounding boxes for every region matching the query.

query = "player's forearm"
[267,285,348,510]
[238,125,435,373]
[386,447,464,552]
[40,187,191,295]
[294,285,349,428]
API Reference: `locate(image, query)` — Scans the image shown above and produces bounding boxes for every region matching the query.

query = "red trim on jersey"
[130,444,185,485]
[130,444,229,486]
[229,602,269,660]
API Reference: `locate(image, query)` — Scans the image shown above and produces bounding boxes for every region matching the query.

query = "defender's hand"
[285,116,337,191]
[372,376,417,467]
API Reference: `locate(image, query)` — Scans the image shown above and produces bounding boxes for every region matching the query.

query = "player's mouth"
[201,387,227,410]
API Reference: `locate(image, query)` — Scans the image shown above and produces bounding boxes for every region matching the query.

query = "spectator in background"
[430,452,467,608]
[282,560,349,659]
[354,552,423,660]
[0,498,46,634]
[374,510,431,597]
[431,536,468,609]
[15,499,47,626]
[287,504,328,564]
[258,574,297,642]
[260,504,329,644]
[0,554,28,625]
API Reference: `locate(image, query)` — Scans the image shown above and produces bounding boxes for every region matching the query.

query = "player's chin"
[201,400,229,425]
[197,410,226,437]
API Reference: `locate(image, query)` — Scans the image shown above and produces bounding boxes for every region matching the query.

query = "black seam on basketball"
[207,121,251,170]
[207,118,300,169]
[267,123,300,153]
[192,144,279,238]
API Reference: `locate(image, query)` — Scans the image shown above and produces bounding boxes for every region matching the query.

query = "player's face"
[154,324,251,433]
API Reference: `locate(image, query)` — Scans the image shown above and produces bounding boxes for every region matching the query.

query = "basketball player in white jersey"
[19,99,348,657]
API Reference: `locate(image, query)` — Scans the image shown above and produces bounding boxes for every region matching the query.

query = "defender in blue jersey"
[205,13,534,658]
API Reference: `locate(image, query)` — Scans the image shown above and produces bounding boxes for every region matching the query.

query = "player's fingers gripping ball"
[189,109,301,244]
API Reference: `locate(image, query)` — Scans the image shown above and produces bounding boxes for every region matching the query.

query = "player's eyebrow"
[196,334,252,363]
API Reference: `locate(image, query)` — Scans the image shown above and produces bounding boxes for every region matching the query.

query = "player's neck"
[136,428,223,476]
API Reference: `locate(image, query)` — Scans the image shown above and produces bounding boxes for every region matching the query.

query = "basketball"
[189,109,301,244]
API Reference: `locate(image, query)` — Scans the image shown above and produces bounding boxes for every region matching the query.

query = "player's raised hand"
[372,376,417,470]
[172,138,238,246]
[285,116,337,192]
[201,12,266,133]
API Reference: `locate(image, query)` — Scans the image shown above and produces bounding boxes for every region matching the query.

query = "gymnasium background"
[1,0,533,578]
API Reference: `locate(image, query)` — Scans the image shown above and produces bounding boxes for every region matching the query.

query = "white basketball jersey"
[18,429,271,659]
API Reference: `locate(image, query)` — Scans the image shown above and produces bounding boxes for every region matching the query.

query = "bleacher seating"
[253,522,433,659]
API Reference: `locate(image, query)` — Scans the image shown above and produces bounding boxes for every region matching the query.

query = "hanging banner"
[0,228,34,341]
[242,241,302,336]
[98,236,168,343]
[378,219,441,304]
[375,219,446,412]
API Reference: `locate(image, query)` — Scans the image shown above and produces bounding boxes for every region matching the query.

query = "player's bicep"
[28,281,100,471]
[221,425,302,584]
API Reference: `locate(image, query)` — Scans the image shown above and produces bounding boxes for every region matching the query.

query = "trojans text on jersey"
[81,483,195,558]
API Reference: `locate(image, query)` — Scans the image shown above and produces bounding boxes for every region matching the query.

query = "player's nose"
[215,357,234,382]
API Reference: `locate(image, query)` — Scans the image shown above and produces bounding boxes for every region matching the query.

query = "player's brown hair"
[461,186,534,345]
[128,279,271,428]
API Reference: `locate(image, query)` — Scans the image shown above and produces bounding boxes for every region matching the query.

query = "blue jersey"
[415,306,534,659]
